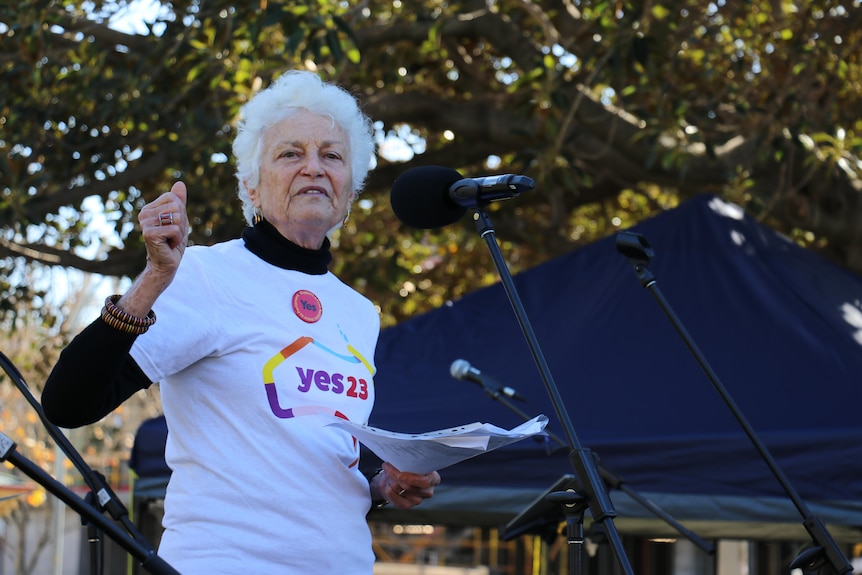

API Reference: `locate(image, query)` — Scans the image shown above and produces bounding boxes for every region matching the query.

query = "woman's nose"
[301,154,324,177]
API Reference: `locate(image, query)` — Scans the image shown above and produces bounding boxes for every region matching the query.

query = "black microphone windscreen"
[390,166,468,229]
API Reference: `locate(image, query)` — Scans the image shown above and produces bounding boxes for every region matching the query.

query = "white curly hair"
[232,70,375,226]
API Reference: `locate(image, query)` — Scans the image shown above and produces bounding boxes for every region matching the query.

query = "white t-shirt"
[131,239,380,575]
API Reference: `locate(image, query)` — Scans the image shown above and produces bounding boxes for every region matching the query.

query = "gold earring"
[342,210,351,227]
[253,207,262,225]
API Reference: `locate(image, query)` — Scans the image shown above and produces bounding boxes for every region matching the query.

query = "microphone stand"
[470,206,635,575]
[615,231,853,575]
[0,351,159,575]
[471,378,715,554]
[0,429,180,575]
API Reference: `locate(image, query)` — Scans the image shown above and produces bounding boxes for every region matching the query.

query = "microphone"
[450,359,528,402]
[391,166,535,229]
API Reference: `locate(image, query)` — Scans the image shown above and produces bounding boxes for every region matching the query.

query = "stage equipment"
[390,165,534,229]
[456,358,714,554]
[0,352,179,575]
[392,170,635,575]
[450,359,529,403]
[615,230,853,575]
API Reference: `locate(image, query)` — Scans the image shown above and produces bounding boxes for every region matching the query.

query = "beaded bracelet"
[100,295,156,335]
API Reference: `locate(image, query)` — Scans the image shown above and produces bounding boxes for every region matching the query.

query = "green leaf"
[651,6,670,19]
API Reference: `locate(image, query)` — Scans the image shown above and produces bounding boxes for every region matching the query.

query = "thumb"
[170,180,188,206]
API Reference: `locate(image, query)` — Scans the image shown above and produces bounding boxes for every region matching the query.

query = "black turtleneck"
[241,218,332,274]
[42,222,331,427]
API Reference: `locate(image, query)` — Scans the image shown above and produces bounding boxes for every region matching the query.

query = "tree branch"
[0,236,143,277]
[23,149,169,220]
[52,9,151,53]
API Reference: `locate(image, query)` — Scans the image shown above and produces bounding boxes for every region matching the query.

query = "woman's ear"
[245,181,260,206]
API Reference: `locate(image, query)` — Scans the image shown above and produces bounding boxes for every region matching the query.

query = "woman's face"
[247,110,354,248]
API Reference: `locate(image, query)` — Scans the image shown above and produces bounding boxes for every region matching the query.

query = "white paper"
[327,415,549,474]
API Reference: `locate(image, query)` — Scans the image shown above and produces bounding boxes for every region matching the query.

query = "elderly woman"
[42,70,440,575]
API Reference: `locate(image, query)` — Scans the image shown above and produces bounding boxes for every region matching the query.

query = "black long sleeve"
[42,318,153,428]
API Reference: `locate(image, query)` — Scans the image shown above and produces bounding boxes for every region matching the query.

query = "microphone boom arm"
[0,350,158,574]
[471,370,715,554]
[0,430,180,575]
[615,230,853,575]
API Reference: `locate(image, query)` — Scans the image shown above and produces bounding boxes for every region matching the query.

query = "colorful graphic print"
[261,334,374,468]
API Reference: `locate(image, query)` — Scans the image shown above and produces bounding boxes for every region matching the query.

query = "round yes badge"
[292,290,323,323]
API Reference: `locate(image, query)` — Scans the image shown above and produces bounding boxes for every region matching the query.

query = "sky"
[103,0,164,34]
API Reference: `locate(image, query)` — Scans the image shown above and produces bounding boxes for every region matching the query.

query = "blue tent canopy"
[131,194,862,542]
[362,194,862,540]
